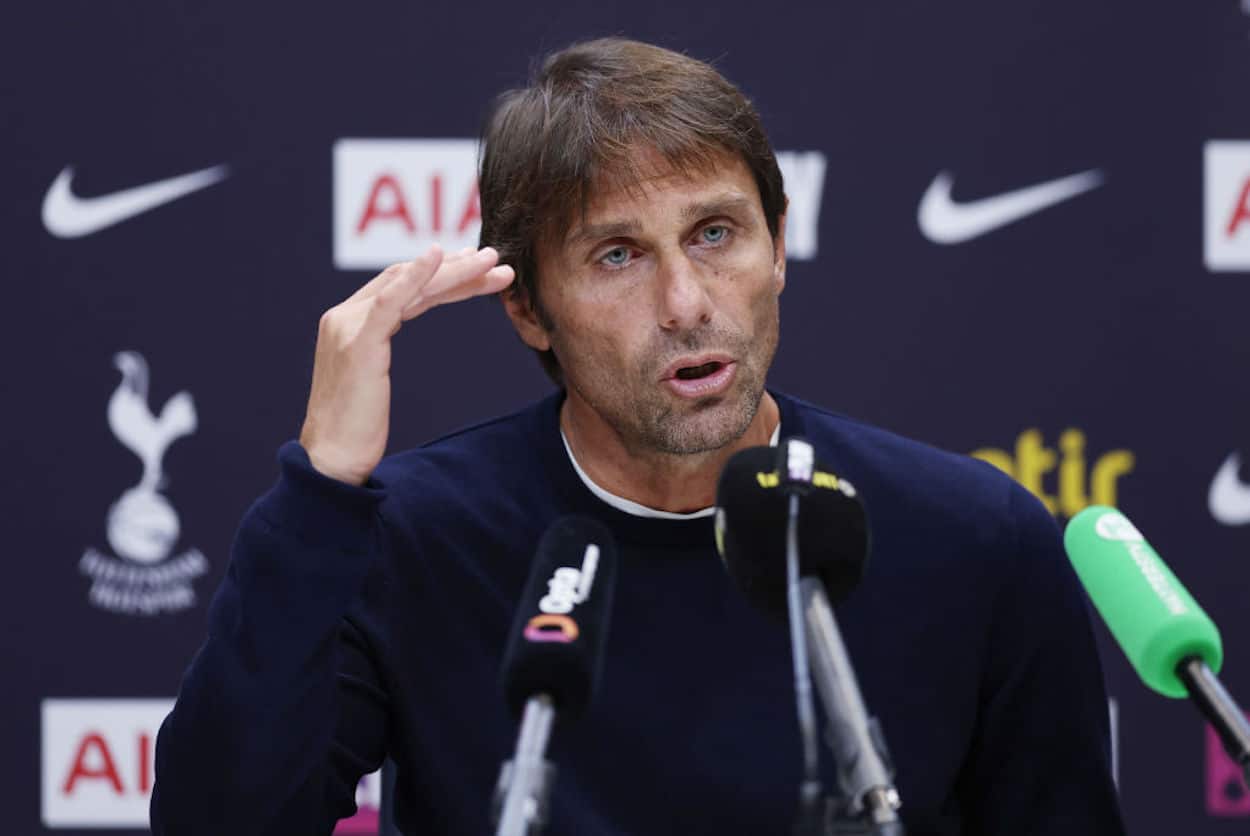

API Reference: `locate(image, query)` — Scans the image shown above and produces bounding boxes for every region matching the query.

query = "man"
[152,39,1124,835]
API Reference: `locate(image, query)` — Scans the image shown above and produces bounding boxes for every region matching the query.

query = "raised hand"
[298,245,515,485]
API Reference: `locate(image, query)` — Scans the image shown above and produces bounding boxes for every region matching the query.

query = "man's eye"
[701,225,729,244]
[600,247,631,267]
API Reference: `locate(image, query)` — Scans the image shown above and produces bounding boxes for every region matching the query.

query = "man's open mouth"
[674,361,725,380]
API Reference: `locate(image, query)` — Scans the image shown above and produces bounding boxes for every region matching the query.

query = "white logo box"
[41,698,384,830]
[333,138,826,270]
[1205,140,1250,272]
[42,699,174,827]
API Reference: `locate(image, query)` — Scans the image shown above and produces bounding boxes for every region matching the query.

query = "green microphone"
[1065,506,1221,696]
[1065,506,1250,785]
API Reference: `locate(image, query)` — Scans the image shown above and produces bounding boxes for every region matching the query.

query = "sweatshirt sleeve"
[151,441,390,835]
[956,482,1127,835]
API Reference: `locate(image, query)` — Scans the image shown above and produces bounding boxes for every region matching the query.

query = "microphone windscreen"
[1064,506,1222,698]
[501,515,618,720]
[715,443,868,618]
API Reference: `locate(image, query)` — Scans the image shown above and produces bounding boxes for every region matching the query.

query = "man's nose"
[656,251,714,332]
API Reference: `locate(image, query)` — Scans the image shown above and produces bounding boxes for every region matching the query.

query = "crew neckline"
[560,422,782,520]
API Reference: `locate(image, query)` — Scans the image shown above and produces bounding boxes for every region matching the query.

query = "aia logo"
[333,139,481,270]
[41,699,172,827]
[1205,141,1250,272]
[332,138,827,270]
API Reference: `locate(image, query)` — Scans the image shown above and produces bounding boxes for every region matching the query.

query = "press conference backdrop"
[4,1,1250,833]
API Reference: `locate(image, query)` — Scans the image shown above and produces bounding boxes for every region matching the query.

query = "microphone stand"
[774,437,905,835]
[786,493,829,836]
[1176,656,1250,791]
[801,579,905,836]
[493,695,557,836]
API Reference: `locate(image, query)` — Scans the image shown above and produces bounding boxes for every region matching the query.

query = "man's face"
[514,149,786,455]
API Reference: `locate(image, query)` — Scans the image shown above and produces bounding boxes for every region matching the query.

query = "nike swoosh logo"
[42,164,229,239]
[917,168,1104,245]
[1210,453,1250,526]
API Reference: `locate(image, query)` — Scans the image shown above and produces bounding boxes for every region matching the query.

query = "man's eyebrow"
[566,219,643,246]
[681,194,756,222]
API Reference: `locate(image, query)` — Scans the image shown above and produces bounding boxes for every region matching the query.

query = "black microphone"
[494,516,618,836]
[716,444,904,835]
[715,445,868,617]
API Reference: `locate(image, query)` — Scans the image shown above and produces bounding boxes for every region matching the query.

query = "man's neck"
[559,392,781,514]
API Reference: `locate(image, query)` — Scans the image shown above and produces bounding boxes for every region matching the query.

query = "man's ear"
[501,287,552,352]
[773,202,788,294]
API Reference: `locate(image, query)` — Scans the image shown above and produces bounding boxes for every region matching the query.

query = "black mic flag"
[494,515,618,836]
[501,515,618,720]
[715,445,869,617]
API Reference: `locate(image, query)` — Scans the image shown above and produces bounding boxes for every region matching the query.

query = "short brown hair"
[478,38,786,385]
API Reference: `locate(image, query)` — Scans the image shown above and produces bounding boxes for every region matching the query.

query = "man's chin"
[651,391,761,455]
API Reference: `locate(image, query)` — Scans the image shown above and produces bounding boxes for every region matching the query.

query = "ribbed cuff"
[252,440,387,553]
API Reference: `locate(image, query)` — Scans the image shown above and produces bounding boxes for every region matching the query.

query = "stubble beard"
[637,349,767,455]
[564,309,779,458]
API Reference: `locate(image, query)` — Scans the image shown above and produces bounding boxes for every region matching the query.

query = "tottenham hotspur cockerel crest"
[80,351,208,616]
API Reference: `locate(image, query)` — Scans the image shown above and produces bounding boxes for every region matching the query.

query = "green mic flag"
[1064,506,1223,698]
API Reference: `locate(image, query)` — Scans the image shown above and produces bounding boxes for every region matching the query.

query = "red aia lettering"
[356,174,416,234]
[355,174,481,237]
[458,181,480,235]
[430,174,443,234]
[138,732,152,793]
[1226,177,1250,239]
[62,732,124,795]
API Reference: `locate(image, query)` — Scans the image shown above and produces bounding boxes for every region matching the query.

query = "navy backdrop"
[5,1,1250,833]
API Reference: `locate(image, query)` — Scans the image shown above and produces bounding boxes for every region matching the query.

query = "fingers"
[419,247,500,298]
[401,263,515,320]
[395,247,507,317]
[344,244,478,307]
[344,261,407,306]
[373,245,445,313]
[340,244,514,337]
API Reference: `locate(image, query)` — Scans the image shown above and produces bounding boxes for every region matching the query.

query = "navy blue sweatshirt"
[151,391,1125,835]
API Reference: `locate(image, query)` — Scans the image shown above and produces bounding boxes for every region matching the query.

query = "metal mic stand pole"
[493,695,557,836]
[1176,657,1250,794]
[800,580,905,836]
[785,493,827,836]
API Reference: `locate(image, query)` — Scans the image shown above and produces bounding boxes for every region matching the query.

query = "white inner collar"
[561,423,782,520]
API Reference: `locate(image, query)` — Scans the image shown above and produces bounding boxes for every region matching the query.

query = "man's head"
[479,38,787,456]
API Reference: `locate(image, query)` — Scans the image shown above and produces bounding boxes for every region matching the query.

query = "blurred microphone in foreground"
[495,516,618,836]
[716,442,904,835]
[1065,506,1250,790]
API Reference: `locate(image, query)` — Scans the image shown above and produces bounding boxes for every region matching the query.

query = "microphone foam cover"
[1065,506,1222,698]
[715,444,869,618]
[500,515,618,720]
